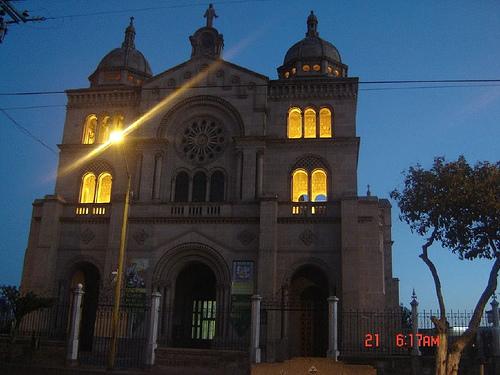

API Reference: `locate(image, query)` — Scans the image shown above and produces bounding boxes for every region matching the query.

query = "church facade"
[21,7,399,360]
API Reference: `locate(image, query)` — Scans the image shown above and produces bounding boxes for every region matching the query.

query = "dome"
[284,37,341,66]
[89,17,152,87]
[278,11,348,80]
[97,47,152,76]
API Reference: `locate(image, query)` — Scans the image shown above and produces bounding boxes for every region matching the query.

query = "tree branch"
[451,254,500,353]
[419,229,447,323]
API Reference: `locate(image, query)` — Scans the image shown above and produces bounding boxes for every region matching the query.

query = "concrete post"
[327,296,339,361]
[491,295,500,356]
[250,295,262,363]
[410,290,421,356]
[66,284,84,365]
[145,292,161,367]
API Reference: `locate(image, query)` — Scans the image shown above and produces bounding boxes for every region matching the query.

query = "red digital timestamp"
[364,333,440,348]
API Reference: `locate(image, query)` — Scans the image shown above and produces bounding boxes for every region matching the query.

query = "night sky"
[1,0,499,312]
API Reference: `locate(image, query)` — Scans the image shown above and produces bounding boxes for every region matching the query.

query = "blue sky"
[0,0,499,312]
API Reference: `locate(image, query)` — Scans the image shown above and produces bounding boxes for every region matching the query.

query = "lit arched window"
[192,172,207,202]
[311,169,327,201]
[82,115,97,144]
[174,172,189,202]
[79,173,97,203]
[209,171,225,202]
[96,173,112,203]
[98,116,112,143]
[113,114,124,131]
[304,108,316,138]
[288,108,302,139]
[319,108,332,138]
[292,169,309,202]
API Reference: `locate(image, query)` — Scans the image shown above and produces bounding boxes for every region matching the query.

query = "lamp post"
[107,130,131,370]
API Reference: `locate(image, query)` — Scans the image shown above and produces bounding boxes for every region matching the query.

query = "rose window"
[180,119,226,163]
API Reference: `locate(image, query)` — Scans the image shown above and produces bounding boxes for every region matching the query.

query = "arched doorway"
[288,265,329,357]
[172,262,217,348]
[70,262,100,351]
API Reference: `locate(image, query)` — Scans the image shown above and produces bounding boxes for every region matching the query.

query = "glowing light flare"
[59,58,226,178]
[109,130,124,144]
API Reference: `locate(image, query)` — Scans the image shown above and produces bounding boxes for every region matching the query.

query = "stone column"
[327,296,339,361]
[255,150,264,198]
[66,284,84,365]
[491,295,500,356]
[250,295,262,363]
[235,151,243,201]
[145,292,161,367]
[410,290,421,356]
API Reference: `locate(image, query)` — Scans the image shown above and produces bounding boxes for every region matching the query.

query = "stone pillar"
[410,290,421,356]
[138,151,155,202]
[241,148,256,201]
[66,284,84,365]
[250,295,262,363]
[327,296,339,361]
[145,292,161,367]
[255,150,264,198]
[491,295,500,356]
[235,151,243,201]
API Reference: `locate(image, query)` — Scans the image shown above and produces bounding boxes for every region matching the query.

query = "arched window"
[79,173,97,203]
[96,173,112,203]
[174,171,189,202]
[209,171,225,202]
[288,108,302,139]
[319,108,332,138]
[113,114,124,131]
[82,115,97,144]
[192,172,207,202]
[304,108,316,138]
[311,169,327,201]
[98,116,112,143]
[292,169,309,202]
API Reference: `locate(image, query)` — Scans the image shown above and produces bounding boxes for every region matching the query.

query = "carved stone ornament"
[133,228,149,245]
[237,230,256,246]
[80,228,95,244]
[179,118,227,165]
[299,229,315,246]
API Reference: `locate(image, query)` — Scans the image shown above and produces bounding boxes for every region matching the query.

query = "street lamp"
[107,130,131,370]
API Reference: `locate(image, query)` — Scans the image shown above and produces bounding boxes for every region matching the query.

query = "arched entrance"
[70,262,100,351]
[172,262,217,348]
[288,265,329,357]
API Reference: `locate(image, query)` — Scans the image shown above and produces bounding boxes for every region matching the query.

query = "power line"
[0,107,58,155]
[1,79,500,97]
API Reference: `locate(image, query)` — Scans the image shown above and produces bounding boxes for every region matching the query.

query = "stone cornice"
[66,87,141,108]
[268,78,358,100]
[128,217,259,224]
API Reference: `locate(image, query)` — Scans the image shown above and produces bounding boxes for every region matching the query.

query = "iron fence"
[0,303,70,340]
[78,303,150,368]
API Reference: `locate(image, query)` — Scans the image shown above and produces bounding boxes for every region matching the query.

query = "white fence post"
[411,289,421,356]
[66,283,84,365]
[327,296,339,361]
[250,295,262,363]
[145,292,161,367]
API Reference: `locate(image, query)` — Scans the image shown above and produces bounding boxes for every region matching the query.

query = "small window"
[304,108,316,138]
[288,107,302,139]
[292,169,309,202]
[192,172,207,202]
[327,66,333,75]
[313,64,321,72]
[284,71,290,79]
[319,108,332,138]
[302,65,311,72]
[291,68,297,75]
[96,173,112,203]
[82,115,97,145]
[209,171,225,202]
[79,173,97,203]
[311,169,327,202]
[98,116,111,143]
[174,172,189,202]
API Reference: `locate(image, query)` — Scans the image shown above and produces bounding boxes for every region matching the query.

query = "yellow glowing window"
[334,69,340,77]
[292,169,309,202]
[327,66,333,75]
[113,114,124,131]
[284,71,290,78]
[319,108,332,138]
[82,115,97,144]
[98,116,111,143]
[304,108,316,138]
[313,64,321,72]
[288,108,302,139]
[291,68,296,75]
[96,173,112,203]
[311,169,327,202]
[79,173,97,203]
[302,65,311,72]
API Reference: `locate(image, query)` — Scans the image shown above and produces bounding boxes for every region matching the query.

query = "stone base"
[252,357,376,375]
